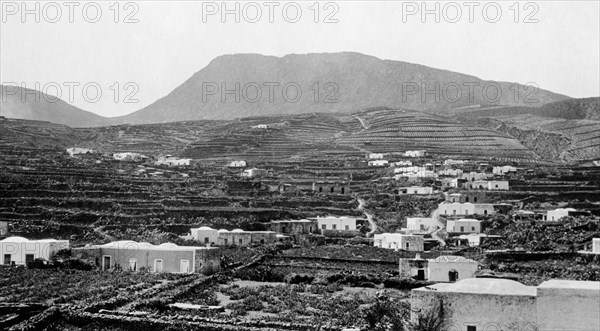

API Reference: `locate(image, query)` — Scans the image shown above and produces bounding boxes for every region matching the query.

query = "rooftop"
[414,278,536,296]
[538,279,600,291]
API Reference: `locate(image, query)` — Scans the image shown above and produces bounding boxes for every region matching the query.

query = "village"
[1,116,599,331]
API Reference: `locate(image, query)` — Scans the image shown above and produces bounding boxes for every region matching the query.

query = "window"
[129,258,138,271]
[332,224,337,230]
[25,254,35,264]
[3,254,10,265]
[204,237,209,244]
[345,225,349,231]
[467,326,476,331]
[405,243,410,249]
[319,187,323,192]
[239,239,243,245]
[322,224,326,230]
[260,239,265,244]
[465,197,469,202]
[154,259,163,272]
[460,226,464,232]
[471,227,475,231]
[341,188,345,194]
[414,190,418,194]
[484,210,488,215]
[330,187,334,193]
[474,197,478,203]
[224,238,228,245]
[495,185,498,188]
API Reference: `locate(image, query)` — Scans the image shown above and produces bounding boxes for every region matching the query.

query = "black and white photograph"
[0,0,599,330]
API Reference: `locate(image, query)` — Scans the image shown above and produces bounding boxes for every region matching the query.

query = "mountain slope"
[451,98,600,162]
[0,85,111,127]
[115,52,570,124]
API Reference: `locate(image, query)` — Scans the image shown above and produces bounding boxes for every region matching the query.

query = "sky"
[1,0,599,117]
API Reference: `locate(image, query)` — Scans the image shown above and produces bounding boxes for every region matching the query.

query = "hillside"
[0,85,111,127]
[450,98,600,163]
[114,52,569,124]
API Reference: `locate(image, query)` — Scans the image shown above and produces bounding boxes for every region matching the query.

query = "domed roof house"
[72,240,220,275]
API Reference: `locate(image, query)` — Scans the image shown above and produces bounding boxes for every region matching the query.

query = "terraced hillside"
[449,98,600,163]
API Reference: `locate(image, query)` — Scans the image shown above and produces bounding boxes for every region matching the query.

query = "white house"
[493,165,517,175]
[155,155,191,167]
[399,255,478,282]
[241,168,268,177]
[444,159,466,166]
[404,150,426,157]
[368,153,385,159]
[397,186,433,195]
[251,124,268,129]
[406,217,438,232]
[427,256,478,282]
[411,279,600,331]
[374,233,424,251]
[66,147,93,157]
[113,152,144,161]
[368,160,389,167]
[190,226,220,245]
[437,169,463,176]
[446,218,481,234]
[228,160,247,168]
[544,208,576,221]
[393,161,412,167]
[316,216,358,232]
[461,172,490,182]
[465,180,509,190]
[1,237,69,265]
[594,238,600,254]
[438,202,495,216]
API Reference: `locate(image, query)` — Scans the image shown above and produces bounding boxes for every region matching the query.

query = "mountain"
[114,52,570,124]
[0,85,111,127]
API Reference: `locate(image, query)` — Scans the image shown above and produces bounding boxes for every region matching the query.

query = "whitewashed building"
[411,279,600,331]
[228,160,247,168]
[368,153,385,159]
[316,216,358,232]
[447,219,481,234]
[155,155,191,167]
[438,202,495,216]
[66,147,93,157]
[493,165,517,175]
[406,217,438,232]
[368,160,389,167]
[404,150,426,157]
[1,237,69,265]
[544,208,576,221]
[374,233,424,251]
[400,255,478,282]
[397,186,433,195]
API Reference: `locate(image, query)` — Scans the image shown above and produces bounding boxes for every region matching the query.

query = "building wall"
[545,208,573,221]
[317,217,357,231]
[593,238,600,253]
[536,282,600,331]
[439,203,494,217]
[313,182,350,195]
[398,186,433,195]
[194,249,221,275]
[271,221,318,235]
[0,222,8,237]
[447,219,481,234]
[374,234,424,251]
[410,291,537,331]
[1,240,69,265]
[406,218,437,232]
[427,258,478,282]
[190,228,219,245]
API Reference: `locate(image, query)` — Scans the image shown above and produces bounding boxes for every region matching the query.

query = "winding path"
[357,198,377,237]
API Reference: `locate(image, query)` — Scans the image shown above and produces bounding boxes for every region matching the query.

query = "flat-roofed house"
[447,218,481,234]
[1,237,69,265]
[438,202,495,217]
[397,186,433,195]
[404,150,426,157]
[215,229,277,246]
[544,208,577,221]
[72,241,221,275]
[368,160,389,167]
[400,255,478,282]
[411,278,600,331]
[66,147,93,157]
[228,160,247,168]
[406,217,438,232]
[190,226,220,245]
[374,233,424,251]
[270,219,319,236]
[368,153,385,159]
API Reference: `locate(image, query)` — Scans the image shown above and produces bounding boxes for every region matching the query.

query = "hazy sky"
[1,0,599,117]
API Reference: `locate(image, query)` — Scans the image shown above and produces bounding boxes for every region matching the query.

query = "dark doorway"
[449,270,459,282]
[25,254,34,264]
[417,269,425,280]
[103,256,111,271]
[4,254,10,265]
